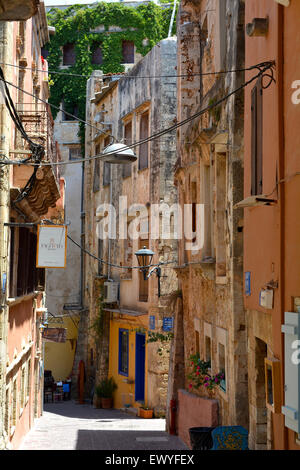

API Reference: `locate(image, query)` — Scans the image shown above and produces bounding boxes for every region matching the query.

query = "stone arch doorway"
[253,337,268,449]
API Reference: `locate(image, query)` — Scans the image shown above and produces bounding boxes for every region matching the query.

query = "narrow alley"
[19,402,188,451]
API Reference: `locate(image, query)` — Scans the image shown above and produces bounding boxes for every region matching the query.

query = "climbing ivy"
[46,1,177,146]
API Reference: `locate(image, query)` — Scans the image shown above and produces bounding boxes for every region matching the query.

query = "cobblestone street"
[19,402,188,451]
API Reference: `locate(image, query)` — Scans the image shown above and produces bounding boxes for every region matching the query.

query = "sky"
[44,0,98,5]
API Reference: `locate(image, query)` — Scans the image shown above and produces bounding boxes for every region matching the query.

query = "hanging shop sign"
[36,225,67,268]
[42,327,67,343]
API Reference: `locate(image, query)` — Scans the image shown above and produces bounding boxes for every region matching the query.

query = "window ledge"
[234,195,277,209]
[7,292,37,307]
[216,276,228,285]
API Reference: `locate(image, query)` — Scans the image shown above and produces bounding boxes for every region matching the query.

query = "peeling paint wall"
[174,0,247,441]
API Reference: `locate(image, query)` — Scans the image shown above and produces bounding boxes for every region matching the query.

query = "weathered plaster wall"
[173,0,247,433]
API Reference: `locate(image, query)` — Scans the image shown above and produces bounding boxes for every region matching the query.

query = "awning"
[0,0,39,21]
[103,307,147,317]
[274,0,289,6]
[42,327,67,343]
[11,165,61,223]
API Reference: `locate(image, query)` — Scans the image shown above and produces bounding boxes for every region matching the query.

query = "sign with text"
[42,327,67,343]
[37,225,67,268]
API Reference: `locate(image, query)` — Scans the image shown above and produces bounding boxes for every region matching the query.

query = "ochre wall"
[44,316,79,382]
[108,317,148,410]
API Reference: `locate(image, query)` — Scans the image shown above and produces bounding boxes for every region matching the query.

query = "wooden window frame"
[123,120,132,178]
[91,42,103,65]
[63,43,76,66]
[122,40,135,64]
[118,328,129,376]
[93,143,100,192]
[264,358,281,414]
[138,111,149,171]
[138,238,149,302]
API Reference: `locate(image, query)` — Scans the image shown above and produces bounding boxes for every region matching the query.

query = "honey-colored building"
[83,38,178,415]
[172,0,248,447]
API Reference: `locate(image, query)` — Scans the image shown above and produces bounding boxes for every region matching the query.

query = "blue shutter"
[281,312,300,432]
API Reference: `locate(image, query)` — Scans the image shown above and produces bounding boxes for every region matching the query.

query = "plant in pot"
[94,383,103,408]
[139,402,153,419]
[96,377,118,409]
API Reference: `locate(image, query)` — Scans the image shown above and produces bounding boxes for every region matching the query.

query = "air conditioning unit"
[103,281,119,303]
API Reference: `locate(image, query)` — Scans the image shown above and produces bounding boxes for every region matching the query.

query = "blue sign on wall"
[149,315,155,330]
[163,317,174,332]
[245,272,251,296]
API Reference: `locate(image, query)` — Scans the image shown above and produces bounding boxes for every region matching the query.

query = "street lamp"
[135,246,162,297]
[101,142,137,164]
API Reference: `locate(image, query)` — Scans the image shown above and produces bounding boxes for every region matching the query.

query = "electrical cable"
[41,218,176,270]
[0,60,274,80]
[0,61,275,168]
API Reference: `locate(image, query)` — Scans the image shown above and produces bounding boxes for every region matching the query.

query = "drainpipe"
[80,157,85,308]
[277,3,288,450]
[107,164,113,281]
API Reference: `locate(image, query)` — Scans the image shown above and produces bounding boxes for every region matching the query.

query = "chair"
[211,426,249,450]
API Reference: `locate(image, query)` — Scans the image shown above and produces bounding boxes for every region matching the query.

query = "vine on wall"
[46,1,177,145]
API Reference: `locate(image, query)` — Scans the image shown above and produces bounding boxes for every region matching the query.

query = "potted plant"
[139,403,153,419]
[96,377,117,409]
[94,384,103,408]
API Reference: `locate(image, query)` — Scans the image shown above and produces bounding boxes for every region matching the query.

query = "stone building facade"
[83,37,178,414]
[172,0,247,447]
[0,0,62,449]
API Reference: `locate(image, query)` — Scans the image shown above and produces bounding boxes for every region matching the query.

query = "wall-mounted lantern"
[135,246,162,297]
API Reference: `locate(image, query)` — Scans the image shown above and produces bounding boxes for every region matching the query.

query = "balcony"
[0,0,39,21]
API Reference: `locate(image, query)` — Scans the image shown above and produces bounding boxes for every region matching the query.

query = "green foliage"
[187,353,225,392]
[46,1,177,146]
[95,377,118,398]
[89,290,105,341]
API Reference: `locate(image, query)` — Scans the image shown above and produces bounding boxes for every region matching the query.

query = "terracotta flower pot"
[94,395,102,408]
[101,397,113,409]
[139,408,153,419]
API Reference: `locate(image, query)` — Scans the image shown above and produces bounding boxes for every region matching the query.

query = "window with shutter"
[63,43,76,65]
[17,228,30,296]
[123,121,132,178]
[282,312,300,432]
[119,329,129,376]
[69,146,82,160]
[251,78,263,195]
[122,40,134,63]
[91,42,103,65]
[138,238,149,302]
[9,227,15,297]
[98,238,103,275]
[103,137,111,185]
[93,144,100,192]
[139,111,149,170]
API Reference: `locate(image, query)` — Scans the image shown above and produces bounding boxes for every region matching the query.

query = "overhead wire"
[0,60,274,80]
[0,61,275,168]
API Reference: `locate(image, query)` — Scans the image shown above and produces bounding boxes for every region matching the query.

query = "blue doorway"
[135,333,145,402]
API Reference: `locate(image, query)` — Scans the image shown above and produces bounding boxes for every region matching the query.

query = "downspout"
[107,164,112,281]
[277,3,288,450]
[80,157,85,308]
